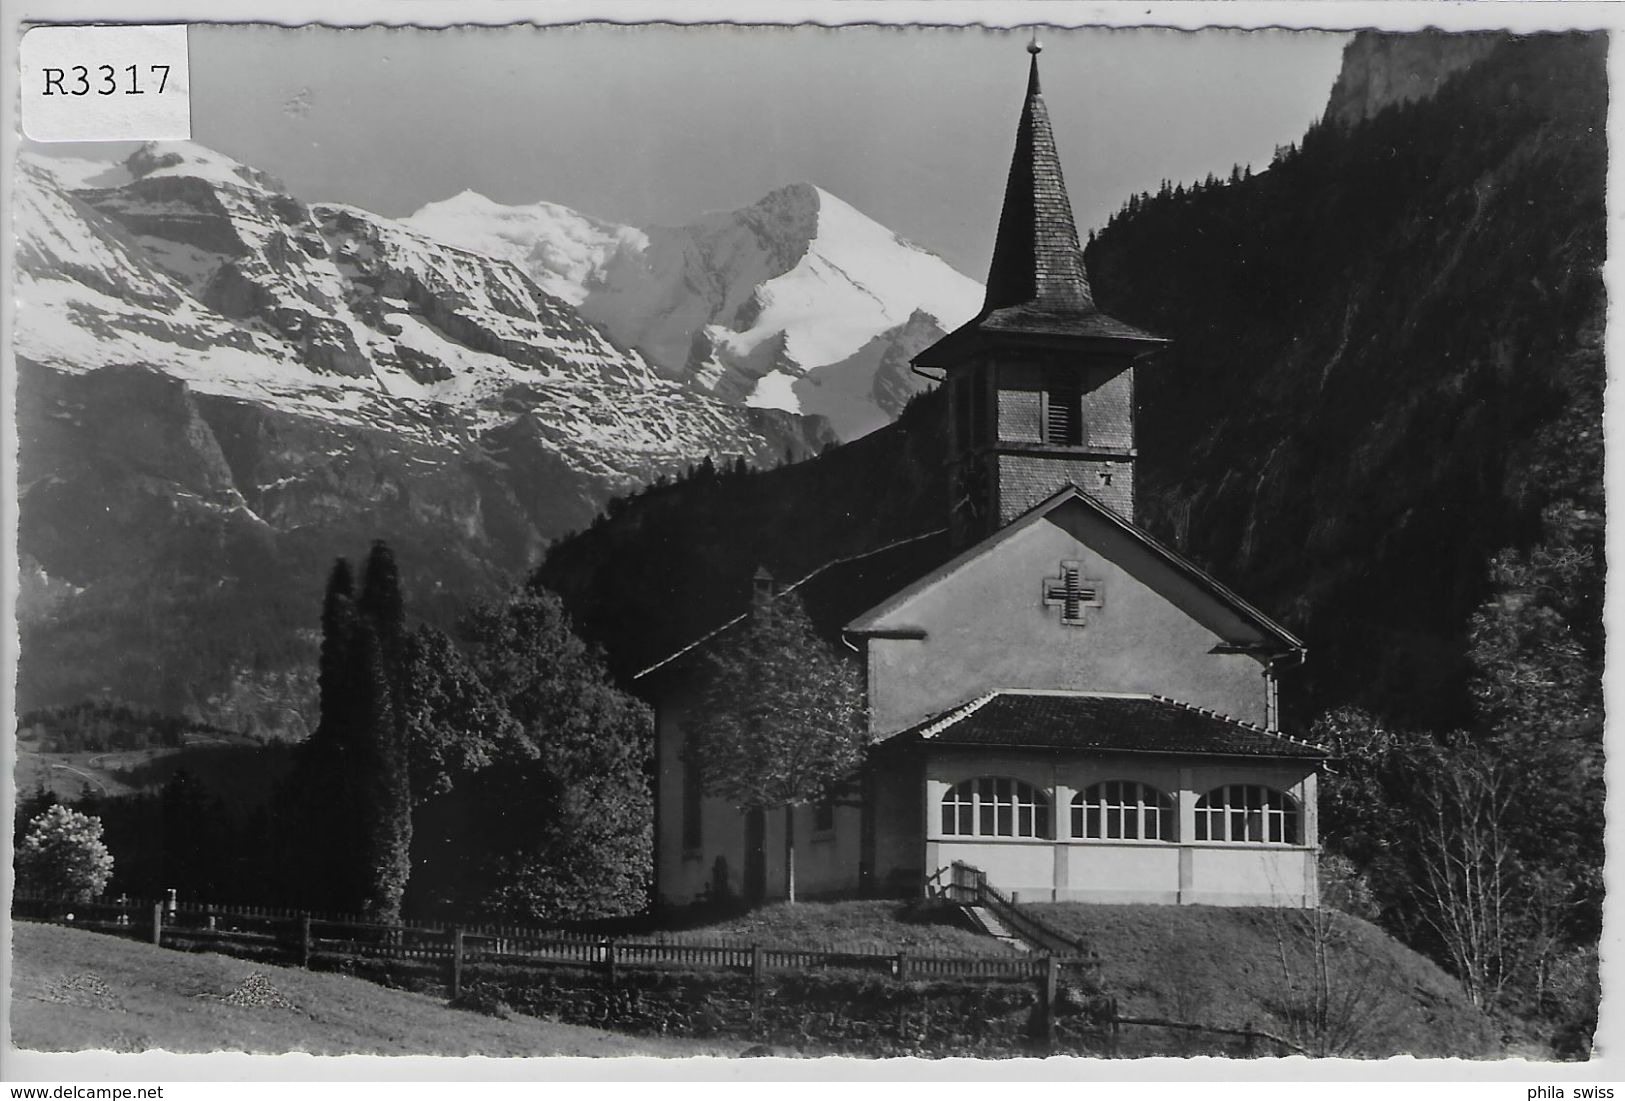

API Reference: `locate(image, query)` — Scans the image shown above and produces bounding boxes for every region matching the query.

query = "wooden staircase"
[942,861,1091,957]
[962,903,1030,952]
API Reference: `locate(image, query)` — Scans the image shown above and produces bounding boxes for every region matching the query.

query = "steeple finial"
[1027,33,1043,92]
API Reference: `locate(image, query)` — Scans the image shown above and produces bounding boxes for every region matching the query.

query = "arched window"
[1194,784,1299,844]
[941,777,1050,839]
[1072,781,1174,841]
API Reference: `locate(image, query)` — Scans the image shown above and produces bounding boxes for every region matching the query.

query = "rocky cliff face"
[1322,30,1501,128]
[13,143,832,732]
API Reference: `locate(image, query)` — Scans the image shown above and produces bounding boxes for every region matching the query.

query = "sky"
[38,23,1351,280]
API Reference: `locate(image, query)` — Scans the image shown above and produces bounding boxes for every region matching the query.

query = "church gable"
[848,487,1299,649]
[847,489,1298,736]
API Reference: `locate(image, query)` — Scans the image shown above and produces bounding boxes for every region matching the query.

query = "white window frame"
[1193,783,1300,845]
[941,777,1051,839]
[1072,780,1175,841]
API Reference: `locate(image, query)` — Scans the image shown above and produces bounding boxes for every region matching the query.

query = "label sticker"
[21,24,191,142]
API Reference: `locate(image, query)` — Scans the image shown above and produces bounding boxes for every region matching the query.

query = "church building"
[640,45,1327,910]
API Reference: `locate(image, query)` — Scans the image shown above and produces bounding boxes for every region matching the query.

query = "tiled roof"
[983,52,1094,316]
[633,529,953,680]
[889,690,1329,759]
[930,48,1164,354]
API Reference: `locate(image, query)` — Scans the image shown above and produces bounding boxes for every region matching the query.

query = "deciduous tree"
[687,584,865,902]
[17,805,114,901]
[440,587,653,922]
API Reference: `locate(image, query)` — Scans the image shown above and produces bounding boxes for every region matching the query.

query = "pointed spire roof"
[917,41,1165,366]
[983,40,1095,315]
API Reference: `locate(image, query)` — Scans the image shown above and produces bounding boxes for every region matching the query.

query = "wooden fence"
[15,891,1305,1056]
[13,892,1076,993]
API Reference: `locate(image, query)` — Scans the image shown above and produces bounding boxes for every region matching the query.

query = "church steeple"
[982,40,1095,316]
[916,41,1170,548]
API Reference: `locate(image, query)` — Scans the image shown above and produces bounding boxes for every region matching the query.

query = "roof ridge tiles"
[633,527,948,681]
[918,692,1000,740]
[1148,692,1330,752]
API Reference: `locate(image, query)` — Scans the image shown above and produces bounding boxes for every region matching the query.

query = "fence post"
[751,944,764,1033]
[451,927,465,1000]
[150,902,163,947]
[1109,995,1121,1058]
[895,950,908,982]
[1041,954,1058,1054]
[300,914,312,969]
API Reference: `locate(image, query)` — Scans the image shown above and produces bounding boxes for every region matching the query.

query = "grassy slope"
[10,922,739,1058]
[15,734,292,805]
[1027,904,1502,1058]
[651,900,1020,956]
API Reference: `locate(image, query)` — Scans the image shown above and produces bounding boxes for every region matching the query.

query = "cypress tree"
[291,558,362,912]
[356,541,412,923]
[352,619,411,922]
[288,549,413,918]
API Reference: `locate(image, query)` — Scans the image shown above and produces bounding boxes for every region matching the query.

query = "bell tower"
[915,41,1167,548]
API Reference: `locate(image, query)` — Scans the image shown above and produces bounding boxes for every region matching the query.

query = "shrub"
[17,805,115,901]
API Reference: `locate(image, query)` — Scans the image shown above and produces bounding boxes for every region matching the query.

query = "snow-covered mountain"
[13,141,831,731]
[18,142,820,460]
[407,182,984,440]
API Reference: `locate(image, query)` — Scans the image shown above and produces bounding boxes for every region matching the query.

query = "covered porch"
[888,691,1331,908]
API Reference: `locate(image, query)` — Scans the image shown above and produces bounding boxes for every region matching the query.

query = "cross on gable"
[1043,561,1104,626]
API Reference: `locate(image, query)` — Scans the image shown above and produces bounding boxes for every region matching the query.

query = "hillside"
[9,922,735,1057]
[1026,904,1501,1058]
[1091,32,1605,728]
[538,389,951,679]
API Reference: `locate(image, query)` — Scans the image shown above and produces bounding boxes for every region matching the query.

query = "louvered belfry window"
[1045,386,1083,445]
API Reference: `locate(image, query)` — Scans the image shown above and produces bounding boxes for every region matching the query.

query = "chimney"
[751,565,777,613]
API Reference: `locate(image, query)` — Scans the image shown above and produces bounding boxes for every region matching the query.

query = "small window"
[1194,784,1299,844]
[681,735,704,851]
[813,798,835,834]
[970,366,991,445]
[1072,781,1174,841]
[954,376,973,450]
[1045,387,1083,445]
[941,777,1050,839]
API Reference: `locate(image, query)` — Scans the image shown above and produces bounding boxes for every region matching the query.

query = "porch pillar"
[1051,776,1074,901]
[1176,767,1196,903]
[1301,770,1320,907]
[923,768,945,897]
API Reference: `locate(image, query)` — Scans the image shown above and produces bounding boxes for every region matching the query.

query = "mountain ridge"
[408,178,984,439]
[13,141,838,729]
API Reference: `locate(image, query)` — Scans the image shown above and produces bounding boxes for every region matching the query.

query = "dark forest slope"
[1091,33,1605,726]
[538,394,950,679]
